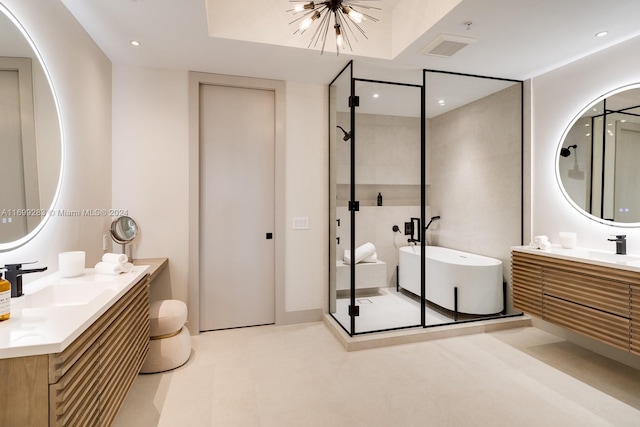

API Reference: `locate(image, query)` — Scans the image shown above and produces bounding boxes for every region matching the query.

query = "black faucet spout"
[607,235,627,255]
[2,262,48,298]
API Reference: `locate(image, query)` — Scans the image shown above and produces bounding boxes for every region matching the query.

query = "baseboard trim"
[278,308,323,326]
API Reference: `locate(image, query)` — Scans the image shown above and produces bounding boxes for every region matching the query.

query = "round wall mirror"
[0,5,63,250]
[556,83,640,227]
[110,216,138,261]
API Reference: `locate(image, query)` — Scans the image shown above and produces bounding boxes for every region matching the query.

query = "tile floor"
[113,323,640,427]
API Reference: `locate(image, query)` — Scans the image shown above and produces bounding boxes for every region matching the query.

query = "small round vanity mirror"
[556,83,640,227]
[110,216,138,261]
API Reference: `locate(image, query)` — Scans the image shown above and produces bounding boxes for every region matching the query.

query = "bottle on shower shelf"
[377,192,383,206]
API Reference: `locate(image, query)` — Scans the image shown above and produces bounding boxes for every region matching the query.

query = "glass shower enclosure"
[329,62,524,337]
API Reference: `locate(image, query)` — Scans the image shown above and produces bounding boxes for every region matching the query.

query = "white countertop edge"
[511,245,640,273]
[0,265,150,359]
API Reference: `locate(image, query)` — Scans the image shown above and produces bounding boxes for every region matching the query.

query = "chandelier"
[288,1,380,55]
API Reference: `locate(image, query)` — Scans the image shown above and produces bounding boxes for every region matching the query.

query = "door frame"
[188,72,286,334]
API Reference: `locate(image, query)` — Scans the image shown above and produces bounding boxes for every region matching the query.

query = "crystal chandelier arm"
[339,9,366,41]
[334,13,354,52]
[345,5,380,23]
[308,7,332,47]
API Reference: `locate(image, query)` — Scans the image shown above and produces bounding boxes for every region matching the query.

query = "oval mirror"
[556,83,640,227]
[0,5,63,250]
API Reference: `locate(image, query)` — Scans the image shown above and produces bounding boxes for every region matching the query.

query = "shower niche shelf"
[336,184,421,206]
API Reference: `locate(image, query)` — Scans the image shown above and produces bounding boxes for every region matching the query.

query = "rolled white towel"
[529,241,539,249]
[361,252,377,263]
[343,242,377,265]
[533,235,549,245]
[95,261,124,275]
[538,240,552,250]
[344,250,377,263]
[102,253,128,264]
[122,262,134,273]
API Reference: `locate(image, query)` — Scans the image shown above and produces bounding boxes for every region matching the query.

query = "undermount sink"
[586,250,640,264]
[19,283,117,309]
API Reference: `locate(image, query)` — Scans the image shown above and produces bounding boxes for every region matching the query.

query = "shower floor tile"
[333,287,451,333]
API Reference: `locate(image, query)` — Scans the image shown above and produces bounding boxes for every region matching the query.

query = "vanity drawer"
[543,268,630,318]
[49,341,100,427]
[632,285,640,355]
[99,282,150,426]
[512,252,543,316]
[49,278,148,383]
[543,295,630,351]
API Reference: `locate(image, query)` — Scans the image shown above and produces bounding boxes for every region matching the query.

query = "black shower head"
[336,125,351,141]
[560,144,577,157]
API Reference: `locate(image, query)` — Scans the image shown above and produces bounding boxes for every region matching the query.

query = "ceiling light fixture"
[288,1,380,55]
[595,31,608,37]
[130,40,140,47]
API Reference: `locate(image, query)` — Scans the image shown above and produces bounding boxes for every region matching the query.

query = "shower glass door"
[351,79,423,334]
[329,62,355,334]
[330,62,425,335]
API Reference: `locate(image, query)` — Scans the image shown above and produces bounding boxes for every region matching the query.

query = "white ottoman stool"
[141,299,191,374]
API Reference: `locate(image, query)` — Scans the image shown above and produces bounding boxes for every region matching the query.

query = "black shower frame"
[329,63,525,337]
[584,101,640,220]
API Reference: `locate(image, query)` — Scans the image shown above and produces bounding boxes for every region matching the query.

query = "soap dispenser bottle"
[377,192,383,206]
[0,272,10,321]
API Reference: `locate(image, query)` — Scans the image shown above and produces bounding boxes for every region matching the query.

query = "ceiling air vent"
[419,34,477,57]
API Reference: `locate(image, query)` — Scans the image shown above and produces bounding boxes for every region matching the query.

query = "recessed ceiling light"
[595,31,608,37]
[130,40,141,47]
[373,93,379,98]
[438,99,445,106]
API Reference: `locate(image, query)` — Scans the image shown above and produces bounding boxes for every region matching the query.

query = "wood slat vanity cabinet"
[512,249,640,355]
[0,275,149,427]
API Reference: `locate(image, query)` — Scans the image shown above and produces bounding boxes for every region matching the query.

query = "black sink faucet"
[2,262,48,298]
[607,235,627,255]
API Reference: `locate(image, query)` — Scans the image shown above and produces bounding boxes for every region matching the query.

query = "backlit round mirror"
[0,4,63,250]
[556,83,640,227]
[110,216,138,261]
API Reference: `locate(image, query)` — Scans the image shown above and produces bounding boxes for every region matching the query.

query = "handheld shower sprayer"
[425,215,441,230]
[336,126,351,141]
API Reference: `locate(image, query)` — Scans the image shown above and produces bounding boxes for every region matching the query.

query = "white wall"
[0,0,112,278]
[111,68,326,321]
[111,65,189,303]
[284,82,326,312]
[531,35,640,252]
[531,35,640,367]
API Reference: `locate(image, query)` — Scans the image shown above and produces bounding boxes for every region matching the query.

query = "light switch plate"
[293,217,309,230]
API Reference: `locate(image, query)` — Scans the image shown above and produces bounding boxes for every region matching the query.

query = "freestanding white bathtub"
[398,245,503,315]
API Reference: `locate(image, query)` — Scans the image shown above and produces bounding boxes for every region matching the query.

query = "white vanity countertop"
[512,245,640,272]
[0,265,149,359]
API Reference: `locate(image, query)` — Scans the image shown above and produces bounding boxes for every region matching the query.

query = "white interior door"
[199,84,275,331]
